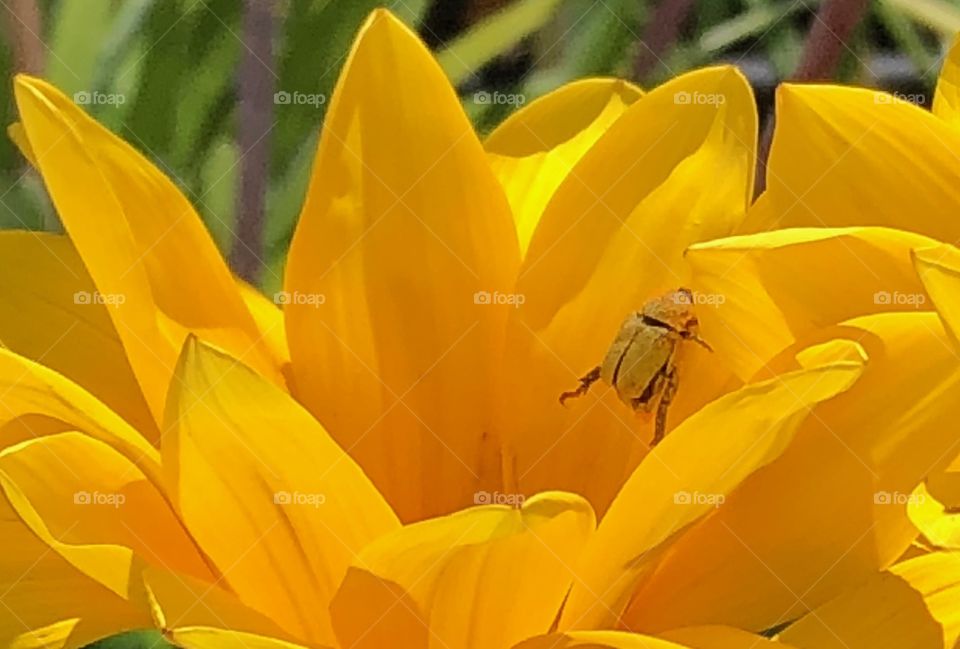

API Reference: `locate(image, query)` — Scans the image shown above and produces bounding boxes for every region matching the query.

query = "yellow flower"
[3,8,960,649]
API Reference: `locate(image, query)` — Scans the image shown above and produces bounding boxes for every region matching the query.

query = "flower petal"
[484,78,643,254]
[0,347,160,479]
[912,243,960,349]
[779,552,960,649]
[236,279,290,367]
[687,226,937,381]
[496,65,757,516]
[14,75,283,423]
[933,36,960,124]
[0,232,156,440]
[284,9,519,522]
[561,341,864,630]
[329,492,594,649]
[619,312,960,633]
[0,432,212,600]
[745,83,960,240]
[907,481,960,550]
[162,337,399,644]
[0,495,150,649]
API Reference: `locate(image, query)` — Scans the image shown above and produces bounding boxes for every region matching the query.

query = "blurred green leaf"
[699,2,806,53]
[876,0,938,81]
[45,0,117,93]
[882,0,960,38]
[83,630,173,649]
[438,0,564,85]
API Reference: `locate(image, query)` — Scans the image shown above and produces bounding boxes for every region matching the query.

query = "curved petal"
[561,341,864,630]
[329,492,594,649]
[0,495,150,649]
[0,347,160,481]
[0,231,156,440]
[779,552,960,649]
[14,75,283,423]
[933,35,960,124]
[912,243,960,349]
[620,312,960,633]
[162,337,399,645]
[745,83,960,240]
[0,432,213,600]
[284,9,519,522]
[496,65,757,516]
[686,227,937,381]
[484,78,643,253]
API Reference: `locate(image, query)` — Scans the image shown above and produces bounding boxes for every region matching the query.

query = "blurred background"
[1,0,959,296]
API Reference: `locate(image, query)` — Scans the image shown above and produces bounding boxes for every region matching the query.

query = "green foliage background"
[0,2,958,643]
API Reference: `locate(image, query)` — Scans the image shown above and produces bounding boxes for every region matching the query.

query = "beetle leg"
[653,366,680,445]
[559,366,602,406]
[630,365,668,413]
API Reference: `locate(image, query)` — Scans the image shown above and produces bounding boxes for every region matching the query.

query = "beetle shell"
[599,311,675,404]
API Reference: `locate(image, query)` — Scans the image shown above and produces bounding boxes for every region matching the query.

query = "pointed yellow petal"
[0,347,160,480]
[284,9,519,522]
[780,552,960,649]
[163,337,399,644]
[141,566,295,641]
[329,492,594,649]
[934,35,960,123]
[485,78,643,253]
[912,243,960,349]
[746,83,960,240]
[561,342,864,629]
[687,226,937,381]
[0,432,212,600]
[619,312,960,633]
[237,280,290,366]
[14,75,282,423]
[0,232,157,439]
[0,495,150,649]
[169,628,327,649]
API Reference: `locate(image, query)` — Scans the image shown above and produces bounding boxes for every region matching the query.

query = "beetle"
[559,287,712,445]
